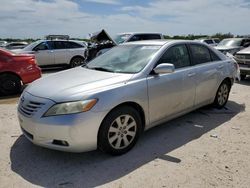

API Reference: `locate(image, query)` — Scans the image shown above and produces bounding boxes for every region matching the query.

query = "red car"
[0,48,41,95]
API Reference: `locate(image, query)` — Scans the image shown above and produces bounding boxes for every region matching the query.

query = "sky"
[0,0,250,38]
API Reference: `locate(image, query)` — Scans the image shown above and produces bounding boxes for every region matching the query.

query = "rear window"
[204,40,213,44]
[54,41,65,49]
[65,41,83,49]
[190,44,211,64]
[210,50,221,61]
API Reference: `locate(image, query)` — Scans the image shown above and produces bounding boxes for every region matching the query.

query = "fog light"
[52,140,69,146]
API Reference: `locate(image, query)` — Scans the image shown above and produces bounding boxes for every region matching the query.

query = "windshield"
[22,40,43,51]
[85,45,161,73]
[218,39,242,47]
[113,34,131,44]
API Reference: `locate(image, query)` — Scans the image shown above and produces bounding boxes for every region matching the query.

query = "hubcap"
[72,58,84,67]
[2,80,16,91]
[217,84,229,106]
[108,115,137,149]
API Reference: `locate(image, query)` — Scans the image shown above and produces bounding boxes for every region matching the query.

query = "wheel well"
[223,77,233,88]
[70,55,85,63]
[0,72,22,83]
[103,102,146,131]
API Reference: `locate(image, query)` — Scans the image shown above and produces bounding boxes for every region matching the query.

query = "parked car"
[87,30,163,60]
[234,46,250,79]
[13,39,88,68]
[0,48,41,95]
[0,41,8,47]
[4,42,28,50]
[215,38,250,55]
[18,40,237,155]
[195,39,219,47]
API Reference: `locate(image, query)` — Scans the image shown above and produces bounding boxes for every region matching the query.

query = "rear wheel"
[98,106,142,155]
[213,80,231,109]
[0,74,22,95]
[69,57,85,68]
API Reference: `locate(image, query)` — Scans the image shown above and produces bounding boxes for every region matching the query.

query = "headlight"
[44,99,98,117]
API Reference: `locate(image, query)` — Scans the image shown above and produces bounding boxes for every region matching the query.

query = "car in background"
[18,40,237,155]
[4,42,28,50]
[0,48,41,95]
[234,46,250,79]
[195,39,219,47]
[13,39,87,68]
[0,41,8,47]
[87,30,163,60]
[215,38,250,55]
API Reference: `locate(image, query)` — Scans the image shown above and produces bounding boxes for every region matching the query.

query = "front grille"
[19,96,45,117]
[236,54,250,60]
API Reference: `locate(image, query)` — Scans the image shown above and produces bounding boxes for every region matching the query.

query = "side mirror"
[153,63,175,75]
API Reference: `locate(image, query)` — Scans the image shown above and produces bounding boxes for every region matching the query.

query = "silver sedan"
[17,40,237,155]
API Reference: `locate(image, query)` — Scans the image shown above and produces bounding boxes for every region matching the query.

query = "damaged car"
[215,38,250,55]
[87,30,163,61]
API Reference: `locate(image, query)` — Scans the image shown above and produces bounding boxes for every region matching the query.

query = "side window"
[210,50,221,61]
[65,42,83,49]
[190,44,211,64]
[128,35,141,42]
[54,41,65,49]
[141,34,161,40]
[204,40,213,44]
[158,45,190,69]
[243,39,250,47]
[33,42,48,51]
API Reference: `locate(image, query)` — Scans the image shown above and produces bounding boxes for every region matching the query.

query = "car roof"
[121,39,203,46]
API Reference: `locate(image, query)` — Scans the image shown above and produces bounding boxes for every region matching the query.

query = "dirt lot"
[0,75,250,188]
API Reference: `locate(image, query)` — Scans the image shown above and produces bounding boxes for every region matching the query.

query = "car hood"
[11,49,34,54]
[215,46,239,51]
[90,29,117,45]
[236,47,250,54]
[27,67,133,102]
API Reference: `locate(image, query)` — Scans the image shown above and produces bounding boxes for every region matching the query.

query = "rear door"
[33,41,54,66]
[147,44,196,125]
[53,41,68,64]
[188,44,222,106]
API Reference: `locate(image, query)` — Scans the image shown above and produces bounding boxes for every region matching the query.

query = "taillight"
[28,57,36,65]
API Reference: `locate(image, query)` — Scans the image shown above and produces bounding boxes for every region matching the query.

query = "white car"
[13,40,88,68]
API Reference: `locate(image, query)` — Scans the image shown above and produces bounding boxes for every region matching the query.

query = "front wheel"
[213,80,231,109]
[98,106,142,155]
[0,74,22,95]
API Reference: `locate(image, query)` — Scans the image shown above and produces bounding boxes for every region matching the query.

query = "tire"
[213,80,231,109]
[98,106,142,155]
[240,74,246,80]
[69,57,85,68]
[0,74,22,95]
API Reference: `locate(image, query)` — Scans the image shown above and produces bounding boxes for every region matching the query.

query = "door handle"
[188,72,196,77]
[218,65,224,69]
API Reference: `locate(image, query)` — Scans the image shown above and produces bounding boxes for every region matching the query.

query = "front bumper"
[17,92,108,152]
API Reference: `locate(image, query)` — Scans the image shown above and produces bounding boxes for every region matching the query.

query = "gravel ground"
[0,75,250,188]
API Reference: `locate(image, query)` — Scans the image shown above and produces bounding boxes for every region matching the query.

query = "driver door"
[147,44,196,126]
[33,41,54,66]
